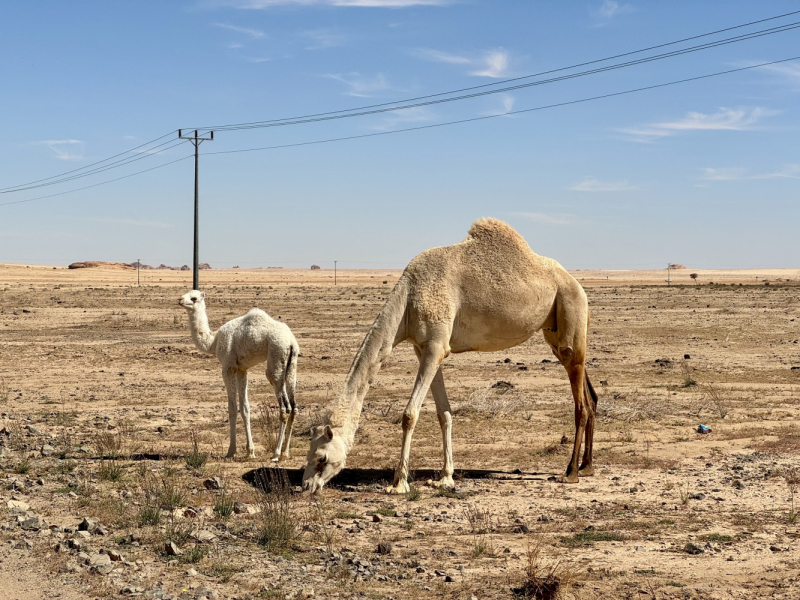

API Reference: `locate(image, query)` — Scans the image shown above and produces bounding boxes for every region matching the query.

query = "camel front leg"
[429,366,455,490]
[222,369,238,459]
[236,371,256,459]
[387,343,445,495]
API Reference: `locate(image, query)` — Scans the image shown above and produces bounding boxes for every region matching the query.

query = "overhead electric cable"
[0,155,193,207]
[0,131,177,193]
[205,57,800,156]
[201,22,800,133]
[3,56,797,210]
[190,12,800,133]
[0,139,190,195]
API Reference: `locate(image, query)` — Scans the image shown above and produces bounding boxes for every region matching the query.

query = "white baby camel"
[303,218,598,493]
[179,290,299,460]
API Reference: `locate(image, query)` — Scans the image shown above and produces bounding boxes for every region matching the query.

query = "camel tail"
[584,371,598,411]
[285,342,298,404]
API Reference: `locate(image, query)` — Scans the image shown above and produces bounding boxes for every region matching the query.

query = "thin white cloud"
[569,178,639,192]
[80,217,170,229]
[221,0,452,7]
[701,163,800,181]
[484,94,514,116]
[370,106,436,131]
[303,28,346,49]
[595,0,631,19]
[619,107,778,143]
[470,49,509,78]
[413,47,511,78]
[747,60,800,89]
[212,22,265,37]
[37,140,85,161]
[513,212,575,225]
[324,72,390,97]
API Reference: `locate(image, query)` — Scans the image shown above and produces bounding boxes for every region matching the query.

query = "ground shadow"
[242,466,548,492]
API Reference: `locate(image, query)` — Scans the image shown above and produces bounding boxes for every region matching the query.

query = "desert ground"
[1,263,799,600]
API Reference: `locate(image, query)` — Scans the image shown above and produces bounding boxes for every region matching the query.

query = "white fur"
[179,290,299,460]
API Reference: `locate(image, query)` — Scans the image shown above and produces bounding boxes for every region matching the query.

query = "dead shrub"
[599,391,665,423]
[254,469,299,552]
[513,536,572,600]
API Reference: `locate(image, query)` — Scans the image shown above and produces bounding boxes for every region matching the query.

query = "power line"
[2,10,798,196]
[0,131,177,193]
[0,139,190,195]
[205,57,800,157]
[2,56,796,209]
[192,17,800,133]
[0,155,193,207]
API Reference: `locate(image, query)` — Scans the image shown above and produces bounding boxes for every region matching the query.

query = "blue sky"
[1,0,799,269]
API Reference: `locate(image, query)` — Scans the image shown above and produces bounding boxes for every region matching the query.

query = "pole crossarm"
[177,130,213,290]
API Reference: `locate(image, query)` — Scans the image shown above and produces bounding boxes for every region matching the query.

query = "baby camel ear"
[200,291,206,299]
[324,425,334,441]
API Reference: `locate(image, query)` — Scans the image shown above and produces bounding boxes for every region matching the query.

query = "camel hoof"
[270,455,280,463]
[386,481,411,495]
[579,465,595,477]
[426,477,455,490]
[225,451,236,459]
[280,453,291,461]
[556,473,579,484]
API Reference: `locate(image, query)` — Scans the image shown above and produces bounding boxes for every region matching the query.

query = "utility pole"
[334,261,337,286]
[178,129,213,290]
[137,258,140,286]
[666,263,672,286]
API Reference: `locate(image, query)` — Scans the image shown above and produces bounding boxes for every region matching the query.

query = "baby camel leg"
[236,371,256,459]
[268,369,289,462]
[280,363,298,460]
[387,343,446,495]
[429,367,455,490]
[222,369,238,459]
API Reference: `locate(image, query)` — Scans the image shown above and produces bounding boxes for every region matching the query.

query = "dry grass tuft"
[513,536,572,600]
[599,391,667,423]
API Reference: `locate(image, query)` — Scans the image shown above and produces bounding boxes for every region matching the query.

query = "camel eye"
[318,454,327,465]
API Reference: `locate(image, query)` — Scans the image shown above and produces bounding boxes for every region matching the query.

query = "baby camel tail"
[303,217,597,494]
[179,290,299,461]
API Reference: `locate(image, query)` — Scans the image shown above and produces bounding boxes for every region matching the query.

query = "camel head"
[302,425,347,494]
[178,290,205,311]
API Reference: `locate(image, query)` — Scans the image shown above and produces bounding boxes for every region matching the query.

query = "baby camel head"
[178,290,206,311]
[302,425,348,494]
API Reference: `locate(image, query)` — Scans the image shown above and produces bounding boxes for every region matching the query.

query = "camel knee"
[437,411,452,429]
[401,410,418,430]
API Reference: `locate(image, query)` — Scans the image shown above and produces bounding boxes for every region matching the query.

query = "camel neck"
[187,306,216,354]
[329,278,408,450]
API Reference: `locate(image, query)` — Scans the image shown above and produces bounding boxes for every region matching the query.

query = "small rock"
[684,543,704,555]
[88,553,112,567]
[121,586,145,595]
[41,444,56,457]
[372,514,383,523]
[376,541,392,555]
[108,549,123,562]
[187,568,199,577]
[164,541,182,556]
[6,499,31,514]
[689,493,706,501]
[445,575,454,582]
[14,539,33,550]
[78,517,98,533]
[20,516,43,531]
[75,530,91,539]
[192,529,216,543]
[512,524,530,534]
[203,477,222,490]
[770,545,782,552]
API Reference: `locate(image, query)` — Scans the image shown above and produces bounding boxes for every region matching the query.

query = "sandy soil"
[1,264,799,600]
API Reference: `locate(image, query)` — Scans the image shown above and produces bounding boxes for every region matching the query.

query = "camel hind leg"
[543,289,592,483]
[280,345,298,461]
[429,366,455,490]
[267,352,293,462]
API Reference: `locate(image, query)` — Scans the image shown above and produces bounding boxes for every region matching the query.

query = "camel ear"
[200,291,206,300]
[324,425,334,441]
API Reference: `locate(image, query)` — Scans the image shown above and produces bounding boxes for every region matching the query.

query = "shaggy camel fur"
[303,218,597,494]
[179,290,299,460]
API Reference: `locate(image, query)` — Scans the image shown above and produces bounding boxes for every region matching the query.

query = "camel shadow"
[241,466,549,493]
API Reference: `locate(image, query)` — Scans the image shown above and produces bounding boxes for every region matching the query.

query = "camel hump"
[466,218,532,252]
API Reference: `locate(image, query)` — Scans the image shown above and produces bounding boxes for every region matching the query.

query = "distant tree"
[690,273,698,285]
